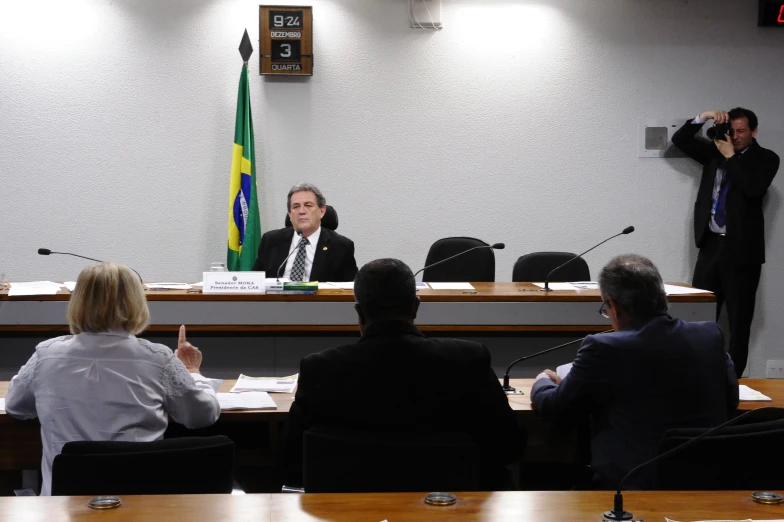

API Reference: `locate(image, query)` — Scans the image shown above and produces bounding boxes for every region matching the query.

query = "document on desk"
[427,282,475,290]
[532,282,578,291]
[664,284,713,295]
[217,392,277,410]
[230,374,298,393]
[318,282,354,290]
[145,283,192,290]
[0,398,5,411]
[739,385,772,401]
[8,281,63,296]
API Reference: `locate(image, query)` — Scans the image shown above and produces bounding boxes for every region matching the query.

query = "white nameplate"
[202,272,265,294]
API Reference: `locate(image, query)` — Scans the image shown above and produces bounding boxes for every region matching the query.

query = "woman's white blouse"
[4,331,221,495]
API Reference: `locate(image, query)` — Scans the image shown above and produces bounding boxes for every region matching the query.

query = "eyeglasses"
[599,300,610,319]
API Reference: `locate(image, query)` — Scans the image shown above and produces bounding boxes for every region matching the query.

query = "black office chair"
[284,205,339,230]
[302,426,480,493]
[654,418,784,490]
[422,237,495,282]
[512,252,590,282]
[51,435,235,496]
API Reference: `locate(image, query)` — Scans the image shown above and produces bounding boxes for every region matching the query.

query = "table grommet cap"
[424,492,457,506]
[751,491,783,505]
[88,496,122,509]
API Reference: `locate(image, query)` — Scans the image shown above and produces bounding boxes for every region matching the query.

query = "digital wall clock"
[260,5,313,75]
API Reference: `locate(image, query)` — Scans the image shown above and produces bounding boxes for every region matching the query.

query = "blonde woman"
[5,263,220,495]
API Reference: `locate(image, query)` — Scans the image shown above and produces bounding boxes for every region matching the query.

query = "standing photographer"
[672,108,779,378]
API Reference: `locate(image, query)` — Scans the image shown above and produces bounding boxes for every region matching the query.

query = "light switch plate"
[639,119,690,158]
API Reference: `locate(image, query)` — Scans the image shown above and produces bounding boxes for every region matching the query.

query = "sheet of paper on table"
[145,283,193,290]
[230,374,298,393]
[217,392,277,410]
[427,282,475,290]
[531,282,578,291]
[738,385,772,401]
[7,281,63,296]
[664,284,713,295]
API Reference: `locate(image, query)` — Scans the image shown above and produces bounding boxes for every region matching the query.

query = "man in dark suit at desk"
[672,108,779,377]
[531,254,738,489]
[282,258,525,489]
[251,183,357,281]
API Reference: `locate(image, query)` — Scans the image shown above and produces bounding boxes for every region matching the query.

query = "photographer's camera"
[706,123,733,140]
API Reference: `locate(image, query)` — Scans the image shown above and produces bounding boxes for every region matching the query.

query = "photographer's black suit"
[672,119,780,377]
[251,226,358,282]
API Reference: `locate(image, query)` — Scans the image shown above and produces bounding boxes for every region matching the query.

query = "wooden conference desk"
[0,282,715,333]
[1,379,782,473]
[1,491,782,521]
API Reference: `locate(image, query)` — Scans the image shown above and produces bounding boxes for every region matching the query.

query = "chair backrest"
[654,418,784,490]
[51,436,235,496]
[422,237,495,282]
[512,252,590,282]
[284,204,338,230]
[303,426,480,493]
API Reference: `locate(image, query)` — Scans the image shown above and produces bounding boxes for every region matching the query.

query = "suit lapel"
[310,228,332,282]
[271,228,295,278]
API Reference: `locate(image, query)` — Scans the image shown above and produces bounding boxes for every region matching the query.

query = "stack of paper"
[739,385,772,401]
[217,392,277,410]
[8,281,63,296]
[230,374,298,393]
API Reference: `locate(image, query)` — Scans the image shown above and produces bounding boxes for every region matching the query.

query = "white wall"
[1,0,782,376]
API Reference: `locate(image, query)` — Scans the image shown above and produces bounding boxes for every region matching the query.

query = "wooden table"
[0,282,715,333]
[1,378,781,472]
[0,490,781,521]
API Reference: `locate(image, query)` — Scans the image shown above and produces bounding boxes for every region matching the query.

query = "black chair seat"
[51,435,235,496]
[422,237,495,282]
[303,426,480,493]
[513,252,590,282]
[654,418,784,490]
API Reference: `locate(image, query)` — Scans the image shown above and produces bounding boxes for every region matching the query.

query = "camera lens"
[707,123,732,140]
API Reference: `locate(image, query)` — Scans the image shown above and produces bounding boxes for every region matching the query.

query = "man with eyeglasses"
[530,254,738,489]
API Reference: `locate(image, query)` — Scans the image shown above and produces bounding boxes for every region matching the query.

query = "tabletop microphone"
[501,330,613,392]
[413,243,505,279]
[276,230,304,281]
[38,248,143,283]
[542,226,634,291]
[603,406,784,520]
[38,248,102,263]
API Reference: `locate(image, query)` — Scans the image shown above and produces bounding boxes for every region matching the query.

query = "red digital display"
[758,0,784,26]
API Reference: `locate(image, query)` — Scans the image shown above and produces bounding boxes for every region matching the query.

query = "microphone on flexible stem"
[276,230,304,281]
[501,330,613,392]
[38,248,143,283]
[38,248,102,263]
[413,243,505,279]
[603,406,784,520]
[542,226,635,291]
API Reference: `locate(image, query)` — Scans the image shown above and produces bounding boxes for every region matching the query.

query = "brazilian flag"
[227,63,261,271]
